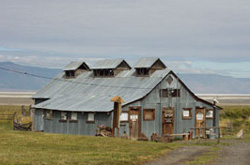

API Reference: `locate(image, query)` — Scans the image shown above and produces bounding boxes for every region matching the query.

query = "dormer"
[92,59,131,77]
[134,58,166,76]
[63,61,90,78]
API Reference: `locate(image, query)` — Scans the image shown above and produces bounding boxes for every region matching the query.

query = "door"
[129,107,141,140]
[162,108,174,135]
[195,108,206,138]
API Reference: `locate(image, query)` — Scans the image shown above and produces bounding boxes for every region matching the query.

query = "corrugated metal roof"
[92,59,126,69]
[33,69,171,112]
[134,57,159,68]
[63,61,87,71]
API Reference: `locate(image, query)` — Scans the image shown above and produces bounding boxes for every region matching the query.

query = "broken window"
[60,112,68,121]
[206,110,213,119]
[143,109,155,121]
[65,70,75,78]
[136,68,149,76]
[44,110,52,119]
[160,89,181,97]
[87,113,95,123]
[120,112,129,122]
[94,69,114,77]
[182,108,192,120]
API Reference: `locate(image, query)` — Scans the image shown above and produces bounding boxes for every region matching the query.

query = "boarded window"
[143,109,155,121]
[60,112,68,120]
[120,112,128,122]
[44,110,52,119]
[70,112,78,121]
[182,108,192,120]
[206,110,213,118]
[166,76,173,85]
[87,113,95,123]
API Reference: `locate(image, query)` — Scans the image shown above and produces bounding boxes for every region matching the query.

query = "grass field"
[1,105,250,164]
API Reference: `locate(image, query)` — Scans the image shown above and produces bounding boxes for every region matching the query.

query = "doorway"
[129,107,141,140]
[195,108,206,138]
[162,108,174,135]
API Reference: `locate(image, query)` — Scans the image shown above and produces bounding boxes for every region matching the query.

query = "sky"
[0,0,250,78]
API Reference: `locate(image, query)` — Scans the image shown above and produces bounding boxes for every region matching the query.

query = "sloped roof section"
[92,59,131,69]
[63,61,90,71]
[134,57,166,69]
[33,69,171,112]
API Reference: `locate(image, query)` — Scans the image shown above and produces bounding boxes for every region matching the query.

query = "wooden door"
[162,108,174,135]
[195,108,206,138]
[129,107,141,140]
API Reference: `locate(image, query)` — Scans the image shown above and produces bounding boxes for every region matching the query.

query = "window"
[206,110,213,119]
[136,68,149,76]
[87,113,95,123]
[65,70,75,78]
[44,110,52,119]
[143,109,155,121]
[182,108,192,120]
[70,112,78,122]
[120,112,129,122]
[60,112,68,121]
[166,76,173,85]
[160,89,181,97]
[94,69,114,77]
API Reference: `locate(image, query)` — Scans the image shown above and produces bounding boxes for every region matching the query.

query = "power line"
[0,66,165,90]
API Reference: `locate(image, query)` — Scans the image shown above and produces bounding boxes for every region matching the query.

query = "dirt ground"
[145,139,250,165]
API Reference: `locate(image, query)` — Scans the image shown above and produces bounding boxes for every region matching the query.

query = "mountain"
[0,62,60,91]
[178,74,250,94]
[0,62,250,94]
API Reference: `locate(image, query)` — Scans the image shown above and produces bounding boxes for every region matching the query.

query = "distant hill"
[0,62,249,94]
[0,62,60,91]
[179,74,250,94]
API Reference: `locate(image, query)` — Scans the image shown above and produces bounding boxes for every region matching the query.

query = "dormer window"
[136,68,149,76]
[65,70,75,78]
[92,59,131,77]
[93,69,114,77]
[134,58,167,76]
[63,61,90,79]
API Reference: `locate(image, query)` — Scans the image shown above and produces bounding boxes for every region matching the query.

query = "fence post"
[217,127,220,144]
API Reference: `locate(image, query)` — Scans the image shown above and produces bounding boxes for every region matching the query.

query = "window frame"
[160,89,181,98]
[59,111,68,122]
[206,109,214,119]
[69,112,78,123]
[44,110,53,120]
[86,113,95,123]
[182,108,192,120]
[120,111,129,123]
[143,109,155,121]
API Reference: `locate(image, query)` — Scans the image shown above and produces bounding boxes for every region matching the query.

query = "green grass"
[0,121,183,165]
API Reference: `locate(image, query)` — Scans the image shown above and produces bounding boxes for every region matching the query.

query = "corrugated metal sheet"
[92,59,125,69]
[134,57,159,68]
[33,69,171,112]
[63,61,87,71]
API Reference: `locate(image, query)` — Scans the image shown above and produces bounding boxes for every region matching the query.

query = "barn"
[33,58,221,140]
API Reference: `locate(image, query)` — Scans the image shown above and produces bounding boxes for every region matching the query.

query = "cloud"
[0,0,250,77]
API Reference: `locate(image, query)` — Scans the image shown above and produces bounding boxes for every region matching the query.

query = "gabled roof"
[134,57,166,69]
[92,59,131,69]
[33,69,171,112]
[63,61,90,71]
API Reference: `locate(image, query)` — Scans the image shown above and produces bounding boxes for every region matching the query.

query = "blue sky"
[0,0,250,78]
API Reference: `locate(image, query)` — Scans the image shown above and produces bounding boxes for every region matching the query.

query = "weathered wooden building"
[33,58,221,139]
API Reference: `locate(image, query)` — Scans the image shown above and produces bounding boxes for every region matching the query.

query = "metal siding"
[34,109,44,131]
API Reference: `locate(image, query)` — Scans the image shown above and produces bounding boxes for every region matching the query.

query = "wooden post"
[217,127,220,144]
[198,128,200,141]
[111,96,124,138]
